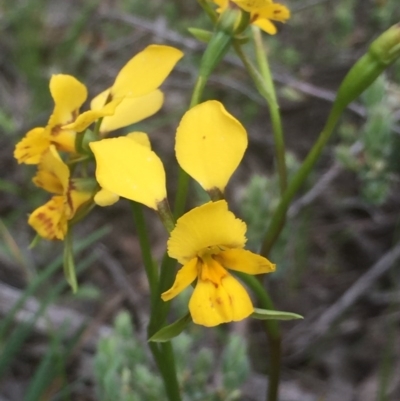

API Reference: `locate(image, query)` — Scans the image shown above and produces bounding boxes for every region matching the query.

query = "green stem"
[130,202,182,401]
[252,26,287,194]
[261,108,341,257]
[235,272,281,401]
[149,342,182,401]
[234,37,284,401]
[130,202,158,308]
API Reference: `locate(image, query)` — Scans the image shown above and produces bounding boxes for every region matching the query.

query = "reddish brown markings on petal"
[251,13,259,22]
[36,212,54,229]
[228,295,233,305]
[51,125,62,137]
[273,9,281,14]
[66,183,74,211]
[215,297,223,305]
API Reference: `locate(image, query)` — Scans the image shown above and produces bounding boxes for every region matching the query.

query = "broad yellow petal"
[50,128,77,152]
[161,257,198,301]
[99,90,164,134]
[168,200,246,264]
[215,248,276,275]
[48,74,87,127]
[221,274,254,321]
[90,137,167,210]
[32,146,69,194]
[257,3,290,21]
[175,100,247,192]
[28,196,68,240]
[14,127,50,164]
[63,98,122,133]
[233,0,272,12]
[67,189,93,217]
[126,132,151,149]
[111,45,183,98]
[94,188,120,207]
[91,88,111,110]
[252,17,277,34]
[189,273,253,326]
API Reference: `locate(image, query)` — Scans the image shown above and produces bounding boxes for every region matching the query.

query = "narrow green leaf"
[252,308,303,321]
[0,226,109,339]
[187,28,213,43]
[148,313,192,342]
[63,230,78,293]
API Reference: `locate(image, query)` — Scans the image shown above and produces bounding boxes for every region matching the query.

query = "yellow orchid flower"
[15,45,183,164]
[64,45,183,134]
[175,100,248,194]
[161,200,275,327]
[28,146,93,240]
[14,75,87,164]
[213,0,290,35]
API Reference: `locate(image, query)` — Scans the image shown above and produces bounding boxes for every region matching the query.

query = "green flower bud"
[333,23,400,114]
[370,23,400,65]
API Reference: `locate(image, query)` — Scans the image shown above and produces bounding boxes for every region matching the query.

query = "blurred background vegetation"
[1,0,400,400]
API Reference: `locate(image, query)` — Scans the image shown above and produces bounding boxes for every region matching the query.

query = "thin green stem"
[149,342,182,401]
[235,272,281,401]
[253,27,287,194]
[130,202,158,307]
[234,36,284,401]
[261,109,340,257]
[131,202,181,401]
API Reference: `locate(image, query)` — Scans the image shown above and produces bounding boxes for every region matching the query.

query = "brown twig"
[286,241,400,361]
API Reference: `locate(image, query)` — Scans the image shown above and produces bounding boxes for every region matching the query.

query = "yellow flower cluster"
[213,0,290,35]
[90,100,275,327]
[14,45,183,240]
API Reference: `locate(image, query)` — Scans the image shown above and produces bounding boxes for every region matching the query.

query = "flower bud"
[370,23,400,65]
[333,23,400,115]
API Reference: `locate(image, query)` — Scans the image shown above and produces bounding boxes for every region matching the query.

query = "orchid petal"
[175,100,247,192]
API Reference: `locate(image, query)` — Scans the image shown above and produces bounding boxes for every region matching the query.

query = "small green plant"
[94,311,250,401]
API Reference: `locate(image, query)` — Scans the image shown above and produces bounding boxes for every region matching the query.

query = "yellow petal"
[32,146,69,194]
[94,188,120,207]
[50,128,77,153]
[161,257,198,301]
[28,196,68,240]
[221,274,254,321]
[215,248,276,275]
[213,0,229,13]
[257,3,290,22]
[89,137,167,210]
[91,88,111,110]
[98,90,164,134]
[252,17,277,34]
[14,127,50,164]
[189,273,253,327]
[175,100,248,192]
[63,98,122,132]
[68,189,93,217]
[168,200,246,264]
[48,74,88,127]
[126,132,151,149]
[111,45,183,98]
[233,0,272,12]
